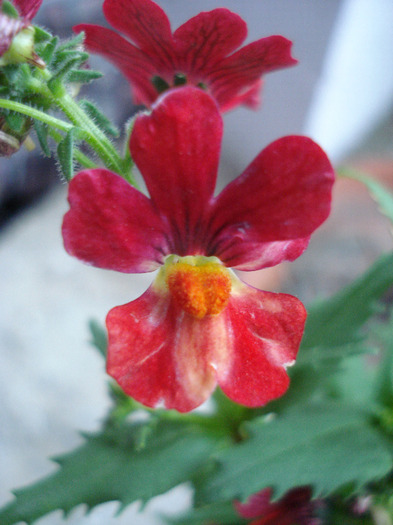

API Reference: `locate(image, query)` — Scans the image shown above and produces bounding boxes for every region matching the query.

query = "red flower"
[62,87,334,412]
[74,0,297,112]
[0,0,43,64]
[234,487,322,525]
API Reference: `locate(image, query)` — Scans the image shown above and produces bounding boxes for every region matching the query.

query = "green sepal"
[56,32,85,52]
[199,402,393,505]
[39,36,58,65]
[33,120,51,157]
[57,129,74,181]
[79,99,119,138]
[0,419,220,525]
[1,1,18,17]
[33,26,52,44]
[67,69,103,85]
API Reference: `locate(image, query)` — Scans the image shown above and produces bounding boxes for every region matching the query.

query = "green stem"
[0,98,73,133]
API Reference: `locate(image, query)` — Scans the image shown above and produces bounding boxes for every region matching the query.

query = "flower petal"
[62,169,169,273]
[130,87,222,255]
[209,136,334,269]
[208,36,297,110]
[217,283,306,407]
[106,284,226,412]
[103,0,174,69]
[173,9,247,73]
[74,24,157,105]
[12,0,42,19]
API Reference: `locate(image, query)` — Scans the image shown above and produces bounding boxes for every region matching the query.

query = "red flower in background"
[62,87,334,412]
[74,0,296,111]
[234,487,322,525]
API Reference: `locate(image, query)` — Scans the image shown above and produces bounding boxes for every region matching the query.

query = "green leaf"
[40,36,58,64]
[339,167,393,225]
[88,319,107,358]
[79,99,119,138]
[5,111,25,132]
[33,26,52,44]
[67,69,103,85]
[2,1,18,17]
[200,402,393,504]
[301,252,393,354]
[372,316,393,408]
[33,120,51,157]
[167,501,243,525]
[0,420,219,525]
[57,129,74,181]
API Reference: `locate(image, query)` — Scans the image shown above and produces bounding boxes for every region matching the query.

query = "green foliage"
[33,120,51,156]
[0,419,220,525]
[300,251,393,356]
[88,319,108,358]
[199,402,393,505]
[167,501,243,525]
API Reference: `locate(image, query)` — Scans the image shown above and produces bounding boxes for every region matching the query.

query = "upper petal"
[217,282,306,407]
[62,169,169,273]
[74,24,158,105]
[209,136,335,269]
[173,9,247,73]
[103,0,175,69]
[106,283,222,412]
[208,36,297,110]
[130,87,222,255]
[12,0,42,19]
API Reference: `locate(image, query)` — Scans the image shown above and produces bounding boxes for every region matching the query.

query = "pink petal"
[12,0,42,19]
[209,136,334,269]
[130,87,222,255]
[106,284,224,412]
[74,24,157,105]
[208,36,297,110]
[217,284,306,407]
[62,169,169,273]
[173,8,247,73]
[103,0,175,70]
[0,12,29,55]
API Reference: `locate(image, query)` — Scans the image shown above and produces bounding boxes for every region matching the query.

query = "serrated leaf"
[0,420,219,525]
[88,319,107,358]
[200,402,392,504]
[33,120,51,157]
[67,69,103,84]
[167,501,242,525]
[301,252,393,353]
[57,129,74,181]
[79,99,119,138]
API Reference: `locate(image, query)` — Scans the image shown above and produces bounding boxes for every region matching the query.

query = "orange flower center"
[163,256,232,319]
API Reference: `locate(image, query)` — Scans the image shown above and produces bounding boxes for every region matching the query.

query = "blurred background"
[1,0,392,523]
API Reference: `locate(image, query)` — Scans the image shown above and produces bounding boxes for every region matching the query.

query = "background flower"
[74,0,297,111]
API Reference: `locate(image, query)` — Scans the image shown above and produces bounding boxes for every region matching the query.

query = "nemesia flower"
[234,487,322,525]
[0,0,43,66]
[62,87,334,412]
[74,0,297,111]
